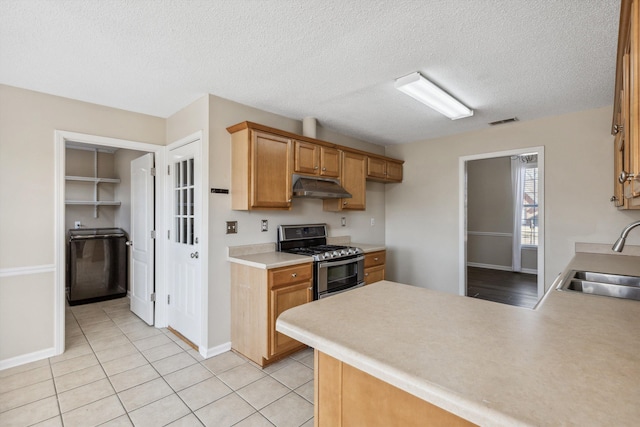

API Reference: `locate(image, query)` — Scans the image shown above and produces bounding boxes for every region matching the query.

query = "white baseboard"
[467,262,538,275]
[200,341,231,359]
[467,262,512,272]
[0,347,56,371]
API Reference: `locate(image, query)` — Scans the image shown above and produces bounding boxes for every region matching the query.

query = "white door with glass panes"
[130,153,155,325]
[168,140,201,346]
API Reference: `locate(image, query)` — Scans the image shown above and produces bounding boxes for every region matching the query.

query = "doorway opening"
[54,131,168,356]
[458,147,545,308]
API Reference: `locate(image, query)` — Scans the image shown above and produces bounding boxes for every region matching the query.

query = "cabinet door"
[341,151,366,210]
[630,0,640,205]
[367,157,387,180]
[320,147,340,177]
[251,131,292,209]
[269,281,312,357]
[294,140,319,175]
[614,131,626,207]
[386,161,403,182]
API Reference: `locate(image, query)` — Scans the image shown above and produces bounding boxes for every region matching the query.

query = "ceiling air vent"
[488,117,519,126]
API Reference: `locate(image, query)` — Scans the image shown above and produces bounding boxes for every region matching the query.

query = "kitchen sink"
[557,270,640,301]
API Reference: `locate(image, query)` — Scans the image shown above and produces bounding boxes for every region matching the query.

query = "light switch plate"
[341,217,346,227]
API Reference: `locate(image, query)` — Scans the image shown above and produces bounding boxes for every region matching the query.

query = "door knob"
[125,241,133,247]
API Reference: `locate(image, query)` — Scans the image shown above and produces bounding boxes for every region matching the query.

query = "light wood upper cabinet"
[230,262,312,367]
[612,0,640,209]
[228,121,403,211]
[367,156,403,183]
[230,128,292,210]
[324,151,366,211]
[293,140,340,178]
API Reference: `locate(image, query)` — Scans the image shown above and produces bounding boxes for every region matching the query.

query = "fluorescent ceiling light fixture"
[395,72,473,120]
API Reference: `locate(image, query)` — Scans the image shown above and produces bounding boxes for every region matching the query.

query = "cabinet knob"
[291,273,297,278]
[610,195,619,202]
[314,166,319,170]
[619,170,636,184]
[322,167,326,171]
[374,257,379,261]
[365,273,369,276]
[343,201,348,206]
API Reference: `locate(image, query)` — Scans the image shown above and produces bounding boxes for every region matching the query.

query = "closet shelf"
[65,175,121,184]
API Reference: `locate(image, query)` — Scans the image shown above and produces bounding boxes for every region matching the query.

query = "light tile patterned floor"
[0,298,314,427]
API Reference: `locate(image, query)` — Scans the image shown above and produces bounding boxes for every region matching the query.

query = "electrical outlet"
[226,221,238,234]
[341,217,346,227]
[261,219,268,232]
[74,221,82,229]
[370,218,375,226]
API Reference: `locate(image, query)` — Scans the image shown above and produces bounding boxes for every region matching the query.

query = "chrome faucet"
[612,220,640,252]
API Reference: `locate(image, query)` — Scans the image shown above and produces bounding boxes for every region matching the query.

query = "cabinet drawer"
[270,263,313,287]
[364,251,386,268]
[364,265,385,285]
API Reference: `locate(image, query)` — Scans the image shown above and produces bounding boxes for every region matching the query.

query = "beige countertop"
[351,242,386,253]
[227,251,312,269]
[276,251,640,426]
[227,241,385,268]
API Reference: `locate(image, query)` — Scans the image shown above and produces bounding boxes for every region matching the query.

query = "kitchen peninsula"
[276,248,640,426]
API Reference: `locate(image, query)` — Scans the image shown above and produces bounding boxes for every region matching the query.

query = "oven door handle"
[319,281,366,299]
[317,255,365,268]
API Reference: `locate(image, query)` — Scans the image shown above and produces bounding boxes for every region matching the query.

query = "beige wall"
[467,157,513,233]
[385,106,640,294]
[0,84,164,362]
[467,156,513,267]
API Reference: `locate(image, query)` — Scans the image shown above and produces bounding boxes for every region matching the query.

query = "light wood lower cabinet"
[364,250,386,285]
[231,262,312,366]
[315,351,476,427]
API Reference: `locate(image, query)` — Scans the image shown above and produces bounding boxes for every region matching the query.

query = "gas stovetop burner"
[285,244,363,261]
[277,224,363,261]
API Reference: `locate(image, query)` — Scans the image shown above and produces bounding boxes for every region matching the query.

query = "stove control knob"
[332,251,340,258]
[346,248,353,255]
[324,252,332,259]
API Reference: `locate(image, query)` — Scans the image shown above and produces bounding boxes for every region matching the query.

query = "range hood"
[292,174,352,199]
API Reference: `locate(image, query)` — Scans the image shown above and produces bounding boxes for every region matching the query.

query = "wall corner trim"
[200,341,232,359]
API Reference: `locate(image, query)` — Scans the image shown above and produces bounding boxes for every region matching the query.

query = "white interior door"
[168,140,201,345]
[130,153,155,325]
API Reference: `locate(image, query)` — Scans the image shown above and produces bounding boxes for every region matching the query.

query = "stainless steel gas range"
[277,224,364,299]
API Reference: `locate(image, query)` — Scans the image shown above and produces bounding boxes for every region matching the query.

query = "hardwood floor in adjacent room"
[467,267,538,309]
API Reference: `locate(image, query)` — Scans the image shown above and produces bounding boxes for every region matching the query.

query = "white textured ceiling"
[0,0,620,145]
